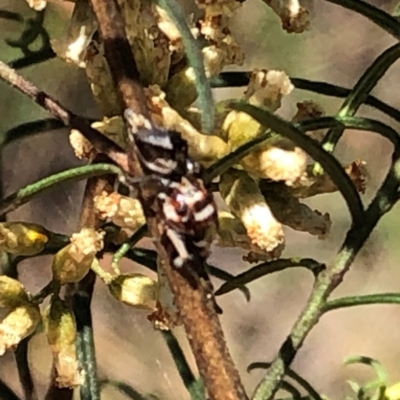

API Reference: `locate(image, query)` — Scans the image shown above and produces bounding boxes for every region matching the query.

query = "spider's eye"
[169,193,187,216]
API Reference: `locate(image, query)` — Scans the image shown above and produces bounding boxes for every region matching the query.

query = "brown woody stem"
[88,1,248,399]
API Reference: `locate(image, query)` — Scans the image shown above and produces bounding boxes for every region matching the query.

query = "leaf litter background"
[1,0,400,399]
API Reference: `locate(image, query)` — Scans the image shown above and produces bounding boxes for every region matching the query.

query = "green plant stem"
[215,258,324,297]
[72,273,100,400]
[324,0,400,40]
[156,0,214,133]
[15,337,38,400]
[322,293,400,313]
[111,224,148,273]
[91,258,113,284]
[299,116,399,147]
[320,43,400,156]
[248,363,323,400]
[251,147,400,400]
[99,379,149,400]
[0,163,121,217]
[230,102,364,225]
[212,73,400,123]
[31,280,60,304]
[279,381,302,400]
[161,331,206,400]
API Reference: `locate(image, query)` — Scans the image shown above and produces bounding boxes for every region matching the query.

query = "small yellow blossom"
[0,276,29,309]
[0,304,41,355]
[0,222,49,256]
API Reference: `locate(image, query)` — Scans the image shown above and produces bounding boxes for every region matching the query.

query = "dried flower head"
[220,170,285,257]
[292,101,326,142]
[263,0,310,33]
[147,85,228,162]
[245,69,294,110]
[108,273,158,310]
[51,0,97,68]
[217,211,282,261]
[69,129,96,160]
[25,0,46,11]
[241,140,307,185]
[52,228,105,284]
[43,297,83,388]
[94,191,146,230]
[0,304,41,355]
[197,0,245,75]
[264,188,332,239]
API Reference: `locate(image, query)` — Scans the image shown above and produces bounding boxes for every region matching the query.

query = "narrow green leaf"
[324,0,400,40]
[207,264,251,301]
[0,163,122,217]
[215,258,324,297]
[99,379,149,400]
[1,119,64,146]
[161,331,206,400]
[322,293,400,313]
[320,43,400,154]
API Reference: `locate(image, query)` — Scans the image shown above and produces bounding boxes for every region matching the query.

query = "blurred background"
[1,0,400,399]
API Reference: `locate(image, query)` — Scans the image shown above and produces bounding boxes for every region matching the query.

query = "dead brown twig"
[0,60,128,172]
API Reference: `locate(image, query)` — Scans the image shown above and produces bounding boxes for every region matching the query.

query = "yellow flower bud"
[386,382,400,400]
[43,297,82,388]
[109,274,157,310]
[0,222,49,256]
[165,67,197,111]
[0,303,41,355]
[52,228,104,284]
[0,276,29,308]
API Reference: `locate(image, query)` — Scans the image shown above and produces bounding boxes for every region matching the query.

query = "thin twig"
[215,258,324,297]
[322,293,400,313]
[0,60,128,171]
[319,42,400,156]
[88,1,248,399]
